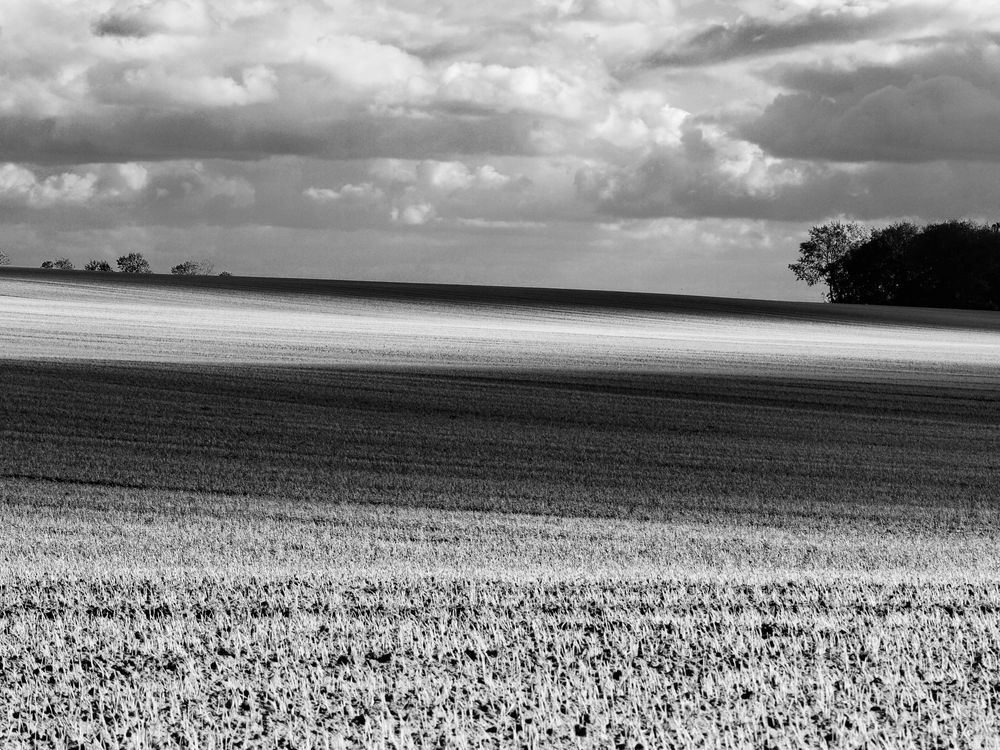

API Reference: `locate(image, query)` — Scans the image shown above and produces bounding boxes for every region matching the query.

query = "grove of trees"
[790,220,1000,310]
[40,258,75,270]
[170,260,215,275]
[16,251,229,276]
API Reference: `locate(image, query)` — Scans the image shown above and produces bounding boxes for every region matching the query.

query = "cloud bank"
[1,0,999,299]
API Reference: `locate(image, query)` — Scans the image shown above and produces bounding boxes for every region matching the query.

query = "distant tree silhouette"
[84,259,114,272]
[170,261,198,275]
[788,221,869,300]
[0,249,10,266]
[117,252,152,274]
[218,271,232,277]
[170,260,214,275]
[794,219,1000,310]
[41,258,74,270]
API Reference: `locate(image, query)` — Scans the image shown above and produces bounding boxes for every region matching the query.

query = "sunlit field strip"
[4,272,1000,376]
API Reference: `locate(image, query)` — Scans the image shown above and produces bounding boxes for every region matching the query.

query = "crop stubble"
[2,270,1000,747]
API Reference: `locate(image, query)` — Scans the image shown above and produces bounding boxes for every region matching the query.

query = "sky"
[1,0,998,300]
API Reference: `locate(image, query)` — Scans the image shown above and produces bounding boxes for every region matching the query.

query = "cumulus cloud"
[0,162,159,208]
[575,123,842,221]
[392,202,437,225]
[744,40,1000,161]
[589,90,688,150]
[0,164,98,208]
[0,1,543,164]
[415,160,514,191]
[435,62,602,119]
[6,0,1000,296]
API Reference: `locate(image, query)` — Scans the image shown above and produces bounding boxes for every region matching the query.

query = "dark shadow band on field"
[2,359,998,520]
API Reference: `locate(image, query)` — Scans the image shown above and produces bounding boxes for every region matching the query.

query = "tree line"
[790,219,1000,310]
[0,249,228,276]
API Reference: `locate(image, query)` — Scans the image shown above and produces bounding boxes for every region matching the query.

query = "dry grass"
[4,482,1000,748]
[3,271,1000,747]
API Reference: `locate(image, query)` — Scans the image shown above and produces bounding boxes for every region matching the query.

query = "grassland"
[2,268,1000,747]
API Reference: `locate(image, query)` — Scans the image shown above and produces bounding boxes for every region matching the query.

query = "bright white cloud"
[118,163,150,191]
[590,90,689,150]
[415,161,513,192]
[391,202,437,225]
[436,62,602,119]
[296,35,429,96]
[304,182,385,203]
[0,164,99,207]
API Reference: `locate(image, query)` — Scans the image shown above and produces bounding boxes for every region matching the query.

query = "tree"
[796,219,1000,310]
[788,221,870,300]
[41,258,74,270]
[825,222,918,305]
[170,260,214,275]
[0,249,10,266]
[84,259,114,272]
[218,271,232,277]
[117,252,152,274]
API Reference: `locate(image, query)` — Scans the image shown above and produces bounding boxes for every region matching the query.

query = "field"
[3,268,1000,748]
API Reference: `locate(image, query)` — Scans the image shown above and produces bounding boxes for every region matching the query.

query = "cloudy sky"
[1,0,997,299]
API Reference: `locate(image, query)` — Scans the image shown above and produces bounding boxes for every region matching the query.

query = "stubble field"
[2,268,1000,748]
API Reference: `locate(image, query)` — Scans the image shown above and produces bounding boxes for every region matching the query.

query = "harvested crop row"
[2,576,998,748]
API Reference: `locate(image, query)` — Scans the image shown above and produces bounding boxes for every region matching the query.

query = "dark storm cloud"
[92,13,153,38]
[746,43,1000,162]
[769,39,1000,96]
[646,7,913,68]
[0,111,538,165]
[0,114,318,164]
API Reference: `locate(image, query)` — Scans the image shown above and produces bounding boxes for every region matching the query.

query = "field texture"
[2,269,1000,747]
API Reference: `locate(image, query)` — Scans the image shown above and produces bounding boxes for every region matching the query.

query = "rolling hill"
[2,267,998,515]
[4,269,1000,746]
